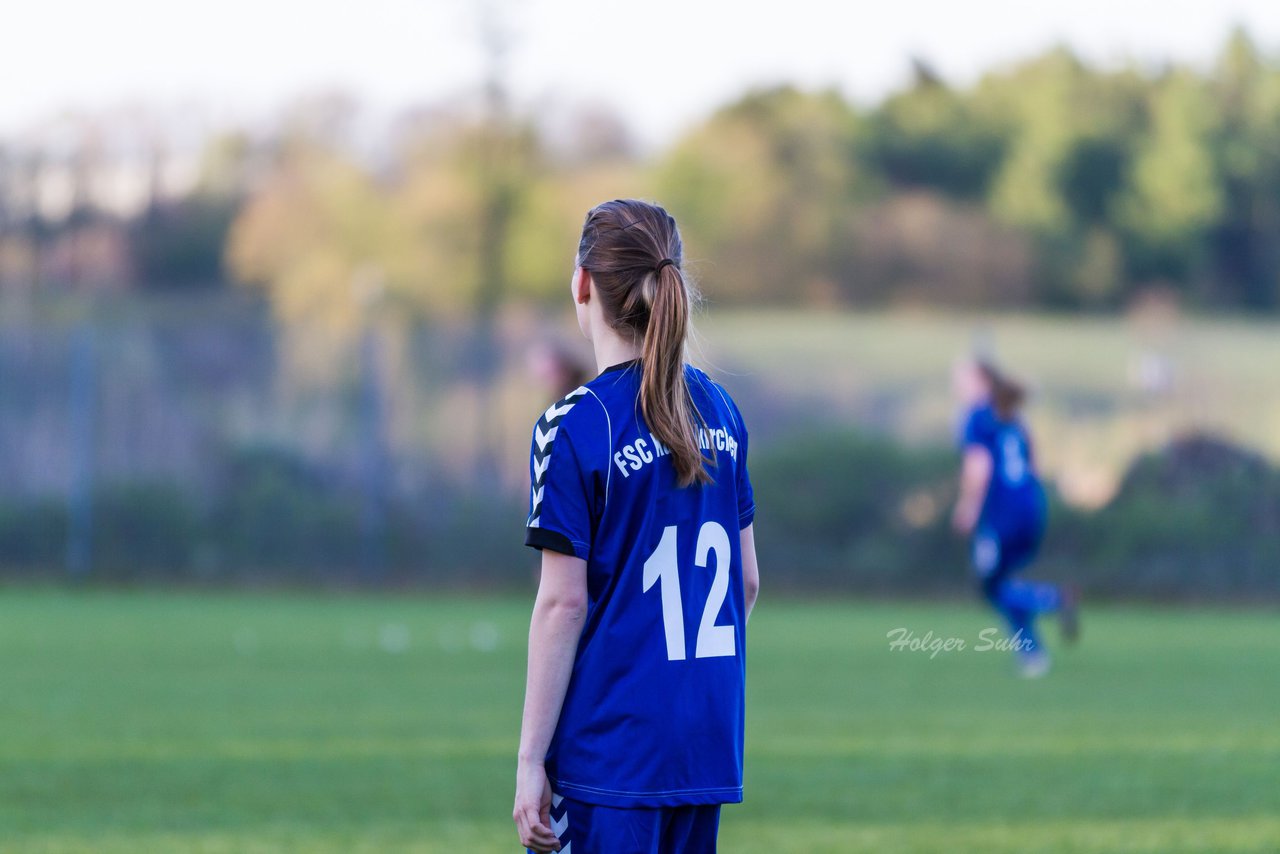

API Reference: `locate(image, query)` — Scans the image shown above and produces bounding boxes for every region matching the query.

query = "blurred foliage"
[749,430,959,593]
[3,35,1280,596]
[745,428,1279,600]
[223,114,646,379]
[126,132,256,290]
[129,196,237,289]
[6,32,1280,312]
[226,141,423,380]
[864,60,1008,201]
[92,483,203,576]
[3,430,1271,601]
[656,87,865,303]
[1047,434,1280,599]
[0,499,66,569]
[0,444,525,585]
[210,446,365,574]
[223,30,1280,317]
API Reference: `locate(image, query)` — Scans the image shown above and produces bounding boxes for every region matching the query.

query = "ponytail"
[575,199,713,488]
[641,263,712,487]
[977,360,1026,420]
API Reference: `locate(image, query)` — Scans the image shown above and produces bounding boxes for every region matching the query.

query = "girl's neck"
[591,328,642,375]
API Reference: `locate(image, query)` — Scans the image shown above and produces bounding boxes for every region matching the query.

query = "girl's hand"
[513,759,560,852]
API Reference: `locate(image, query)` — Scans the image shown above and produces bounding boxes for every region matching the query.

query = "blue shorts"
[971,516,1044,584]
[972,493,1046,580]
[971,528,1036,578]
[527,792,721,854]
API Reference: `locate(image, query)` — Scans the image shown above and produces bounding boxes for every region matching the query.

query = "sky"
[4,0,1279,147]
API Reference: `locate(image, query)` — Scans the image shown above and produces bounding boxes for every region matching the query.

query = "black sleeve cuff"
[525,527,577,556]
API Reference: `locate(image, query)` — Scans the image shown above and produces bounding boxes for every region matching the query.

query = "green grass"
[2,590,1277,852]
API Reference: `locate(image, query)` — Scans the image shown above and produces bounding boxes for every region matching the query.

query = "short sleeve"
[525,414,593,560]
[737,435,755,529]
[960,406,995,451]
[727,395,755,529]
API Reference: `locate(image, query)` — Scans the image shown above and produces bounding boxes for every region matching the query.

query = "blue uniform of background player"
[952,359,1077,677]
[514,200,760,854]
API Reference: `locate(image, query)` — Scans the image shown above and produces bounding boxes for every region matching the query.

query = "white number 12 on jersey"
[642,521,736,661]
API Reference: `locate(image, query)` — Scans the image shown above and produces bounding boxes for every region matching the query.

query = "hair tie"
[655,258,677,274]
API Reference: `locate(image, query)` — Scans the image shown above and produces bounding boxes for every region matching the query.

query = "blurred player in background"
[952,358,1078,678]
[514,199,759,853]
[528,336,593,401]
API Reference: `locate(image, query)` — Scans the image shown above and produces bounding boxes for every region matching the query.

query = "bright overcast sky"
[5,0,1280,147]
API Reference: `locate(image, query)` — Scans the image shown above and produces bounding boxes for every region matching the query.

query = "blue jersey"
[959,402,1045,534]
[524,359,755,809]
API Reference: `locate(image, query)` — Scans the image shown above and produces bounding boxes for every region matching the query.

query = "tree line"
[3,30,1280,318]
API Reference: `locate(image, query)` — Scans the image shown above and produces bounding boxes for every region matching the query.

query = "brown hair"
[577,199,712,486]
[977,360,1026,421]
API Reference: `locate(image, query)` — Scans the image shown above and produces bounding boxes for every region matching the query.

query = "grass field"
[1,590,1277,853]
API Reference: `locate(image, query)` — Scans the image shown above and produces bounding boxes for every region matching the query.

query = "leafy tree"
[656,87,866,303]
[393,113,645,309]
[1115,68,1223,287]
[226,140,418,380]
[1207,29,1280,308]
[130,197,236,289]
[973,50,1148,305]
[1057,134,1130,227]
[863,59,1007,200]
[979,48,1089,234]
[207,30,1280,315]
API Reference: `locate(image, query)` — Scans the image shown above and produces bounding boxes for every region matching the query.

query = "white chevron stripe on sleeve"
[532,455,550,481]
[534,424,559,452]
[528,387,586,526]
[551,811,569,836]
[541,387,586,424]
[542,400,573,423]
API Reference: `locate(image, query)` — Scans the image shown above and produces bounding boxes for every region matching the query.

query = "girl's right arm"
[513,550,588,853]
[952,446,993,535]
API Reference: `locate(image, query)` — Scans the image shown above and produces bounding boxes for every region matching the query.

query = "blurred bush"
[1047,435,1280,600]
[0,430,1274,601]
[211,446,365,575]
[750,429,1279,601]
[0,445,528,586]
[0,499,67,571]
[93,483,203,576]
[750,430,961,593]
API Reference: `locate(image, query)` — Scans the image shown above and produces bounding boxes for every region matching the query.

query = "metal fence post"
[66,323,97,579]
[359,326,388,582]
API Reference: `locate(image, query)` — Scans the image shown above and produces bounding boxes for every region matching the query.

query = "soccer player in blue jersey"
[513,200,759,853]
[952,358,1078,678]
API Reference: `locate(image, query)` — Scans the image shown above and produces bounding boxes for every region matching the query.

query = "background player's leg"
[998,577,1062,617]
[982,551,1051,676]
[983,576,1040,650]
[991,588,1050,677]
[1000,521,1078,648]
